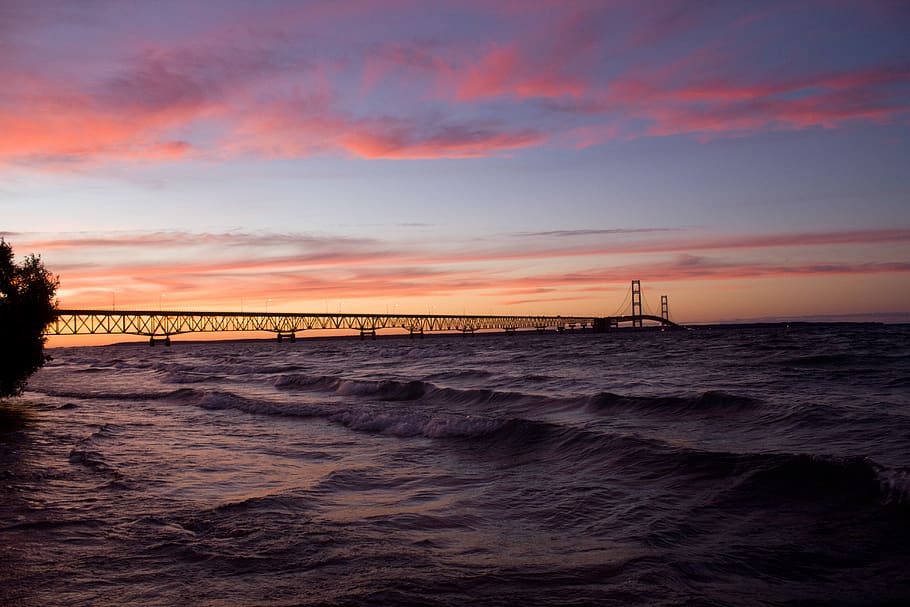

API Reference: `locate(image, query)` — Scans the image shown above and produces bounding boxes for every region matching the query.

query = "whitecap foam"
[877,466,910,506]
[329,408,502,438]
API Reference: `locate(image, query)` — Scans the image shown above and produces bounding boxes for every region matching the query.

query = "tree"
[0,239,59,398]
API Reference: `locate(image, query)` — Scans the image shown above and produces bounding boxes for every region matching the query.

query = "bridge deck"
[50,310,681,338]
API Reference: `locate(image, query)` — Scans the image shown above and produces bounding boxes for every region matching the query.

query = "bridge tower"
[661,295,669,322]
[631,280,642,328]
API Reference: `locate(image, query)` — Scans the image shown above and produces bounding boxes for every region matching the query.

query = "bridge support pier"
[276,332,296,343]
[360,328,376,340]
[631,280,643,328]
[409,328,423,338]
[149,335,171,347]
[461,328,474,337]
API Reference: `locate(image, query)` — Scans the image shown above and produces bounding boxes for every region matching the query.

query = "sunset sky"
[2,0,909,344]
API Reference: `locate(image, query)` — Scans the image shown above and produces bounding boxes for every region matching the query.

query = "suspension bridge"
[49,280,683,345]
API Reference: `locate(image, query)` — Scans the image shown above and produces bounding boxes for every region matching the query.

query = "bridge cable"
[611,287,632,318]
[640,291,657,317]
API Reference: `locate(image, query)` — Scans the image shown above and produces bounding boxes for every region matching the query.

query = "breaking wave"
[275,373,531,407]
[161,385,909,510]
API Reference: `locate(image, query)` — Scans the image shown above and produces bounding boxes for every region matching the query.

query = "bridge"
[49,280,683,345]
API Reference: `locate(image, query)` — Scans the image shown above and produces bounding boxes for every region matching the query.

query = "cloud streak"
[23,227,910,267]
[16,227,907,312]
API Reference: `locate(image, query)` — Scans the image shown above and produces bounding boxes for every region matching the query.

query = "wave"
[162,371,225,384]
[40,386,276,407]
[155,361,305,383]
[330,408,502,438]
[275,373,530,407]
[878,467,910,506]
[166,388,328,418]
[275,373,765,422]
[275,374,433,402]
[68,448,120,477]
[425,369,496,381]
[39,387,191,401]
[455,418,908,509]
[249,364,305,375]
[161,378,906,512]
[274,373,342,392]
[98,382,906,513]
[208,493,313,516]
[721,453,908,509]
[68,424,121,477]
[336,379,430,401]
[586,390,761,415]
[430,385,530,407]
[166,385,510,439]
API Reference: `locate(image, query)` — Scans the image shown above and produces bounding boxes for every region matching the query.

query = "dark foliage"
[0,239,58,398]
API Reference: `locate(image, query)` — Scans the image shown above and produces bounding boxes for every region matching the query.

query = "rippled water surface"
[2,324,909,606]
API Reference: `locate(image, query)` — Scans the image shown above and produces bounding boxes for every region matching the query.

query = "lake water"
[2,324,909,606]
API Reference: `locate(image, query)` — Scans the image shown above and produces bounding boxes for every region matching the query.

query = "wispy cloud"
[22,226,910,262]
[16,226,907,310]
[512,228,677,239]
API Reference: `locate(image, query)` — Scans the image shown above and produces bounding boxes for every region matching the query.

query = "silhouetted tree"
[0,239,58,398]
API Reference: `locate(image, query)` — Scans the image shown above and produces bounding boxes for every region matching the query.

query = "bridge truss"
[49,282,682,343]
[49,309,680,342]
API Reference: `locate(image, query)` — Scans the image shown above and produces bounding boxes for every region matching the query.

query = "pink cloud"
[451,4,608,102]
[1,22,548,166]
[0,48,228,166]
[454,45,587,101]
[26,226,910,274]
[0,93,194,166]
[609,60,910,139]
[230,92,544,159]
[340,121,543,159]
[2,2,908,167]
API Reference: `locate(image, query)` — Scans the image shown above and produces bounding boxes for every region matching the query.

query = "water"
[2,324,909,606]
